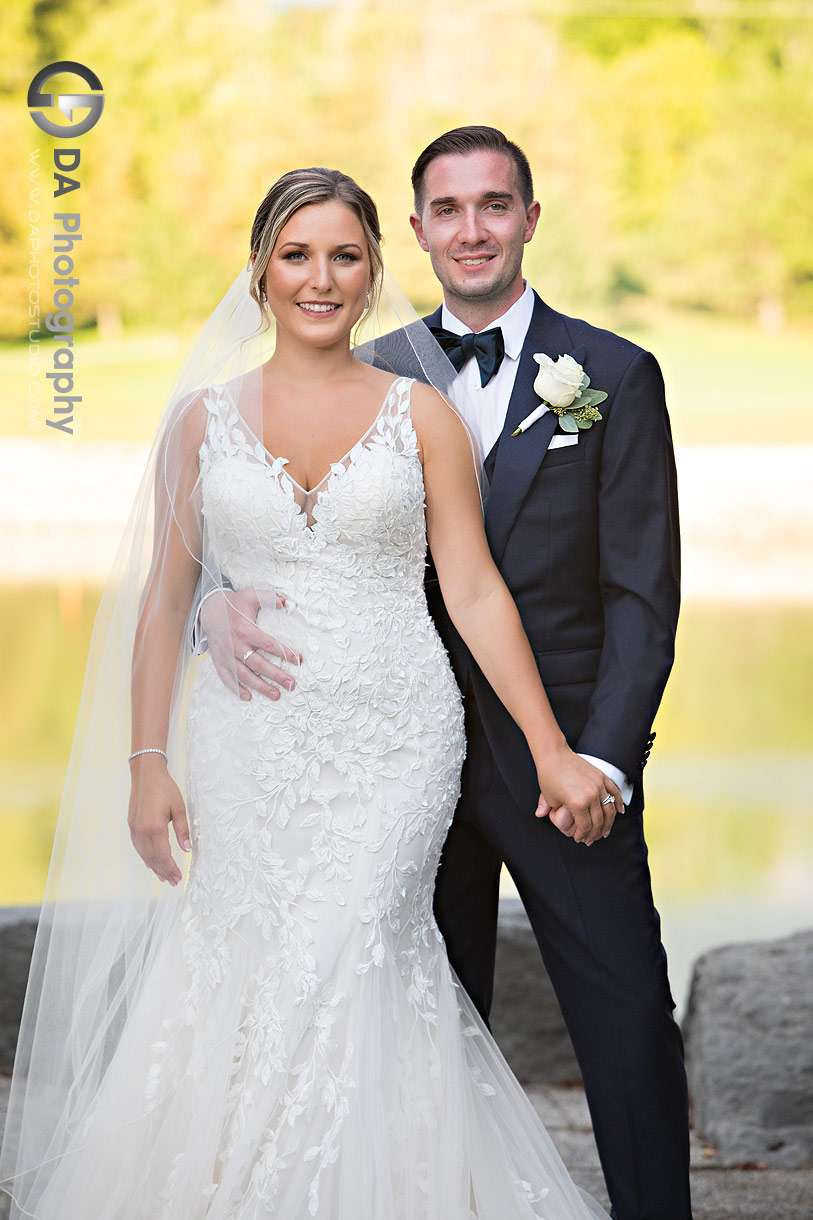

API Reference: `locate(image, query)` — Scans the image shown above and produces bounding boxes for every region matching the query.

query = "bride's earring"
[365,291,370,309]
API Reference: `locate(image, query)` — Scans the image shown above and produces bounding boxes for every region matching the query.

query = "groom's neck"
[442,279,526,333]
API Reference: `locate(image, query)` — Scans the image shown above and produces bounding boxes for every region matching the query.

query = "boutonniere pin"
[512,353,608,436]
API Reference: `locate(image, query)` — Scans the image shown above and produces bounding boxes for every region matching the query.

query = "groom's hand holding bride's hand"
[535,803,581,840]
[535,748,622,846]
[201,587,301,701]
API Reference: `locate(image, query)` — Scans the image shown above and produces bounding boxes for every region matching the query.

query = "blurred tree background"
[2,0,813,339]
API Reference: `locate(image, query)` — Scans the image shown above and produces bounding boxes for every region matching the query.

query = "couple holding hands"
[2,126,688,1220]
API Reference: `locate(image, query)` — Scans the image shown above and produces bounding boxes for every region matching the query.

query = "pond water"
[1,588,811,1015]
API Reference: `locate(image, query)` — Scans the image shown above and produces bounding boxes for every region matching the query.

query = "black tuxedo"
[421,293,691,1220]
[424,293,679,813]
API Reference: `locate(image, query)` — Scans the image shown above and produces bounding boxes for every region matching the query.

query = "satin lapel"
[484,296,573,565]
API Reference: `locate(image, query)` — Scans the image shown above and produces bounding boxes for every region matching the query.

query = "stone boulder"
[0,907,38,1072]
[490,898,581,1085]
[684,928,813,1169]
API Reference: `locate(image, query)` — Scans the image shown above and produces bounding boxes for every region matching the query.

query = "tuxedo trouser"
[433,690,693,1220]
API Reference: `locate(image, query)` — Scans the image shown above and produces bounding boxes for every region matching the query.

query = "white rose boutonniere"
[533,352,583,408]
[512,353,608,436]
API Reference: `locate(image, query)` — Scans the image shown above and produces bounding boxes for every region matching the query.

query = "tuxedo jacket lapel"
[484,296,576,566]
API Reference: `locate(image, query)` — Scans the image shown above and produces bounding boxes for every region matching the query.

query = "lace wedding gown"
[32,377,607,1220]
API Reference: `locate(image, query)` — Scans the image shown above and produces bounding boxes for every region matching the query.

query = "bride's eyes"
[281,251,360,262]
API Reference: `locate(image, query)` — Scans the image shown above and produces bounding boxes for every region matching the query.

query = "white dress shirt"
[440,280,535,462]
[441,283,633,806]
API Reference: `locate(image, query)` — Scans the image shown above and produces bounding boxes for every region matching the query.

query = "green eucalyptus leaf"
[559,414,579,433]
[578,389,607,407]
[575,416,594,430]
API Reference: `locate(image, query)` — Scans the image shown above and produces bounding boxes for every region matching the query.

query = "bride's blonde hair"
[249,167,384,330]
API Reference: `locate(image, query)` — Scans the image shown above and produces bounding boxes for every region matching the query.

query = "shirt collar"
[440,279,534,361]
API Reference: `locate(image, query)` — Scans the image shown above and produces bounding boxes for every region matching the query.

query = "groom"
[196,127,690,1219]
[409,127,689,1220]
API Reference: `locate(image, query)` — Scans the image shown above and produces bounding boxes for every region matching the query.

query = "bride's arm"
[412,384,622,845]
[128,404,204,885]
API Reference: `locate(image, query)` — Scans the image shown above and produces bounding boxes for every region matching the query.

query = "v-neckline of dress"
[250,375,401,496]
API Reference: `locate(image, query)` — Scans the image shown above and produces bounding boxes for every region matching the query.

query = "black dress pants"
[433,692,693,1220]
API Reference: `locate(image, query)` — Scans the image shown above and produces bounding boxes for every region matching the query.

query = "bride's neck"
[268,329,358,387]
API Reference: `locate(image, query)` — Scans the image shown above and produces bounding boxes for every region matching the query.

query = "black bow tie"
[429,325,505,388]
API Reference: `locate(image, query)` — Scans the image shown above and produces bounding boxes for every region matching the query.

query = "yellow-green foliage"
[2,1,813,337]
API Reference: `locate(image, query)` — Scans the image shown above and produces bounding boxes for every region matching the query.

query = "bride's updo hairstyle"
[249,167,384,330]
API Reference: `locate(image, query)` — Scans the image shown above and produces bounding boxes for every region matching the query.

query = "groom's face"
[410,150,539,314]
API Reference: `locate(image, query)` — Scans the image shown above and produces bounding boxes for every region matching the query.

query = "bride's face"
[263,200,371,347]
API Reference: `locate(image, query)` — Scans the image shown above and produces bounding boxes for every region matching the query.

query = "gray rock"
[490,898,581,1085]
[684,928,813,1169]
[0,907,38,1072]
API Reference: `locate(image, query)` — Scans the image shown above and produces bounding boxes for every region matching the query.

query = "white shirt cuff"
[190,586,221,656]
[578,754,634,806]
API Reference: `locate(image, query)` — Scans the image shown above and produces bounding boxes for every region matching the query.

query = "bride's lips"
[296,301,342,315]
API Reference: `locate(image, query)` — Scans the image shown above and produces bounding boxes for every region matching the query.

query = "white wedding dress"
[32,376,607,1220]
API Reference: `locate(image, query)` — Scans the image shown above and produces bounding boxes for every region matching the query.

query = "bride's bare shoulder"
[358,364,405,394]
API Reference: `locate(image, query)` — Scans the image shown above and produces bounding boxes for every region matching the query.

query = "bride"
[1,168,620,1220]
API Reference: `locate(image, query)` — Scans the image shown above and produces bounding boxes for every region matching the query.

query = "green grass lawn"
[0,332,190,444]
[2,311,812,445]
[622,312,813,444]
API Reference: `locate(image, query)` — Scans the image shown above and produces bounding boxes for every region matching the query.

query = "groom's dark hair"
[411,126,534,213]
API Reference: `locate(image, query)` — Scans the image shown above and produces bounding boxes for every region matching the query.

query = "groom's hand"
[536,799,577,838]
[201,587,301,701]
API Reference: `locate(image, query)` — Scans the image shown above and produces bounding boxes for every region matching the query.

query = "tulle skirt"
[28,904,606,1220]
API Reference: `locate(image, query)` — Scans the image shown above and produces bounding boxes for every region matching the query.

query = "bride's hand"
[534,745,623,846]
[128,755,190,886]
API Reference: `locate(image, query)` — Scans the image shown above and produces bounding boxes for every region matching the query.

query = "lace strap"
[372,376,418,460]
[386,376,413,420]
[197,386,223,464]
[199,384,267,467]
